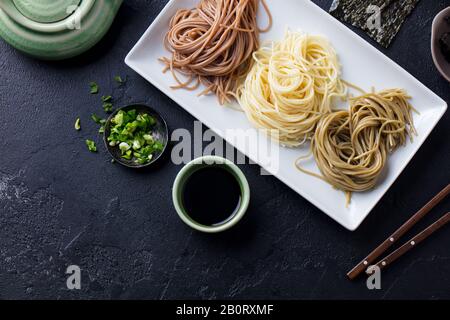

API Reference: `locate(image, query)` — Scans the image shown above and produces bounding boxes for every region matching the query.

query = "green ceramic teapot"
[0,0,123,60]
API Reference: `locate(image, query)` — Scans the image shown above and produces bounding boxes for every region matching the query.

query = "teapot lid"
[0,0,123,60]
[13,0,81,23]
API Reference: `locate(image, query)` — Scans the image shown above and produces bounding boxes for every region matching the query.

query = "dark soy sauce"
[182,166,242,226]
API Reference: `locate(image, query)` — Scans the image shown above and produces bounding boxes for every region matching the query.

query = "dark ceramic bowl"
[431,7,450,82]
[103,104,169,169]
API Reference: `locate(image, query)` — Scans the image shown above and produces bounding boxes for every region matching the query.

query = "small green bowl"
[172,156,250,233]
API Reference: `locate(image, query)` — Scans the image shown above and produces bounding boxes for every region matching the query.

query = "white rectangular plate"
[125,0,447,230]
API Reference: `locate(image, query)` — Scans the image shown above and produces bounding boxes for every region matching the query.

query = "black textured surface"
[0,0,449,300]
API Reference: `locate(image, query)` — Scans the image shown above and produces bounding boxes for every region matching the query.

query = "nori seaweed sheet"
[330,0,420,47]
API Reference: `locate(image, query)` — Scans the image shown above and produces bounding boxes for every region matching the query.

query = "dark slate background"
[0,0,449,300]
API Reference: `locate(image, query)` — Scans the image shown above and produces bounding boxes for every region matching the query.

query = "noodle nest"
[161,0,272,105]
[237,30,346,147]
[297,89,417,200]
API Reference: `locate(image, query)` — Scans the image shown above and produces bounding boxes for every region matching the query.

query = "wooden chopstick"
[369,212,450,273]
[347,184,450,280]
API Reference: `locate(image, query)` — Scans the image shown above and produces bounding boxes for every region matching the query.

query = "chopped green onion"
[107,109,164,165]
[114,75,125,84]
[75,118,81,131]
[91,114,106,125]
[112,111,124,126]
[86,140,97,152]
[103,102,113,113]
[122,150,132,160]
[132,140,142,150]
[89,82,99,94]
[119,142,131,153]
[101,95,112,102]
[154,141,164,151]
[143,134,154,143]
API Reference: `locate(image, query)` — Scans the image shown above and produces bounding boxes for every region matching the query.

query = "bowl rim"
[103,103,169,169]
[431,6,450,82]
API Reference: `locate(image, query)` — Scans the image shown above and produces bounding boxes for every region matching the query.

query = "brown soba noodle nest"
[160,0,272,104]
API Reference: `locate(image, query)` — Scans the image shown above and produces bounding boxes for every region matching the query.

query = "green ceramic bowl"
[0,0,123,60]
[172,156,250,233]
